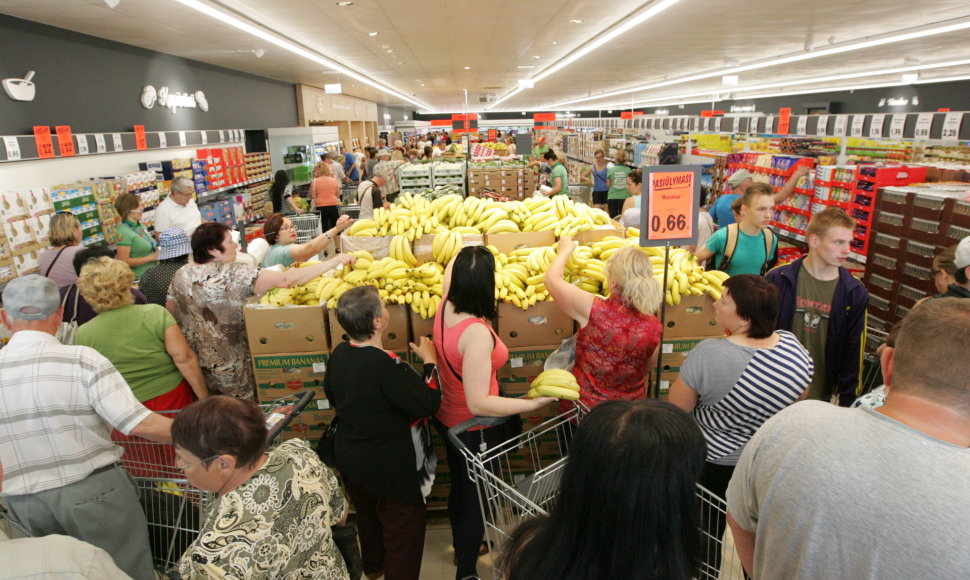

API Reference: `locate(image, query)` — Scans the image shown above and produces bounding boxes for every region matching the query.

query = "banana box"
[485,231,555,254]
[495,345,560,395]
[497,302,574,348]
[278,401,335,442]
[328,304,408,351]
[662,294,720,338]
[574,224,625,245]
[340,235,392,259]
[409,306,434,343]
[244,298,329,354]
[253,351,330,399]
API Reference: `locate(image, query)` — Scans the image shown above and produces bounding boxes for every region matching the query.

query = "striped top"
[0,331,150,496]
[680,330,813,465]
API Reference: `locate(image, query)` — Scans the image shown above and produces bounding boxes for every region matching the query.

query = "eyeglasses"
[176,453,220,473]
[280,224,296,231]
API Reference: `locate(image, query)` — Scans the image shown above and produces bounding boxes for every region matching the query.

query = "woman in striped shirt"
[669,274,814,500]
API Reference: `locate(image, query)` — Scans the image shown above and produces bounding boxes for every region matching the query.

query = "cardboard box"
[328,304,408,350]
[657,336,710,375]
[485,231,555,253]
[906,217,944,245]
[662,295,720,338]
[244,300,329,354]
[866,273,897,302]
[497,302,574,349]
[867,294,892,322]
[409,306,434,341]
[574,225,626,245]
[253,351,330,397]
[496,345,560,395]
[340,235,392,259]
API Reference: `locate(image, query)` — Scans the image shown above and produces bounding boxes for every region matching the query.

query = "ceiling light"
[518,79,536,89]
[569,18,584,24]
[556,16,970,108]
[104,0,120,7]
[721,74,739,86]
[398,61,406,65]
[335,1,353,5]
[517,65,535,70]
[324,83,342,94]
[420,83,426,87]
[901,73,920,83]
[368,32,380,37]
[171,0,433,110]
[464,66,471,70]
[385,49,394,54]
[533,56,542,60]
[550,41,558,45]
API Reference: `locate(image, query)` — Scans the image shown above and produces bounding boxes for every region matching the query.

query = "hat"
[3,274,60,320]
[537,137,546,144]
[955,236,970,269]
[727,170,752,189]
[157,227,191,260]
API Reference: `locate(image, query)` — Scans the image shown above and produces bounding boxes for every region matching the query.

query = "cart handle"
[447,415,512,449]
[266,390,316,444]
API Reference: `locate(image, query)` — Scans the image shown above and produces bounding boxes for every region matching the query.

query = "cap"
[3,274,60,320]
[955,236,970,269]
[157,227,191,261]
[727,170,752,189]
[537,137,546,144]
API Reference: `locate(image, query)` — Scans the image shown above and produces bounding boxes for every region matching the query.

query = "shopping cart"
[568,184,592,205]
[290,212,323,244]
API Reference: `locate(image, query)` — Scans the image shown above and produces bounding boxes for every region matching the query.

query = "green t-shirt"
[262,244,295,268]
[76,304,182,402]
[116,220,157,278]
[531,144,550,160]
[792,265,838,401]
[549,162,569,196]
[704,226,778,276]
[606,164,632,200]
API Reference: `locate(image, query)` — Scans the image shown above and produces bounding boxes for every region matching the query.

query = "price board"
[941,112,963,144]
[888,114,906,139]
[850,115,865,137]
[816,115,829,136]
[55,126,76,157]
[913,113,933,141]
[833,115,848,136]
[869,114,885,139]
[796,116,808,135]
[639,165,700,247]
[33,126,55,159]
[133,125,148,150]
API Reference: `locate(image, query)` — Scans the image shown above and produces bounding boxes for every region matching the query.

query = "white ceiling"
[2,0,970,114]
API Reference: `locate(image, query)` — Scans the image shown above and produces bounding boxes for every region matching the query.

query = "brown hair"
[336,285,383,341]
[263,213,287,245]
[171,396,268,470]
[740,183,774,208]
[891,298,970,402]
[49,212,81,247]
[191,221,231,264]
[722,274,779,339]
[933,244,966,284]
[807,207,856,239]
[114,193,141,220]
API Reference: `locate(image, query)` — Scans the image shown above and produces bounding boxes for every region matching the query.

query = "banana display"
[527,369,581,400]
[344,193,612,238]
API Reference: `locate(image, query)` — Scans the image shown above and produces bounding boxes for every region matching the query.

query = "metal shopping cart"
[290,213,323,244]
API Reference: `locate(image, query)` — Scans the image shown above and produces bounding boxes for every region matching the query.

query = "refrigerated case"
[267,126,341,186]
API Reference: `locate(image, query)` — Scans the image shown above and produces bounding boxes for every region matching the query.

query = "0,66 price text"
[651,213,687,234]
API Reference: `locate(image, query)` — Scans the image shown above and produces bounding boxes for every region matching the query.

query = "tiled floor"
[419,524,495,580]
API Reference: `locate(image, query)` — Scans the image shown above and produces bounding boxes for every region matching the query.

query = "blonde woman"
[38,212,84,287]
[544,237,664,409]
[75,257,206,410]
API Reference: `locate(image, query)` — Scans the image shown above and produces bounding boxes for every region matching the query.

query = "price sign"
[692,117,700,132]
[714,117,723,132]
[94,133,106,153]
[764,115,774,133]
[851,115,865,137]
[55,126,76,157]
[158,132,167,148]
[219,130,226,143]
[833,115,848,136]
[796,116,808,135]
[179,131,187,146]
[889,114,906,139]
[112,133,124,151]
[3,136,21,161]
[869,114,885,139]
[201,131,208,145]
[133,125,148,150]
[75,134,89,155]
[732,116,741,132]
[941,112,963,144]
[33,126,55,159]
[913,113,933,141]
[639,165,700,247]
[816,115,828,136]
[778,108,792,134]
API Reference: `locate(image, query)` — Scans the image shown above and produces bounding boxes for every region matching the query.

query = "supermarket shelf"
[770,224,807,243]
[0,129,247,163]
[197,177,269,203]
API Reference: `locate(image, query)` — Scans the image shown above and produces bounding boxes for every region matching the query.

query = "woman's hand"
[334,214,353,234]
[557,235,577,258]
[409,336,437,365]
[525,396,558,409]
[331,253,355,268]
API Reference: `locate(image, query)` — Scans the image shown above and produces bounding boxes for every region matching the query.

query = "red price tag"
[133,125,148,150]
[55,125,76,157]
[646,171,695,241]
[33,126,55,159]
[777,108,792,135]
[488,129,496,141]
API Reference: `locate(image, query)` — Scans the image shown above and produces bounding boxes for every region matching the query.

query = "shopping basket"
[290,213,322,244]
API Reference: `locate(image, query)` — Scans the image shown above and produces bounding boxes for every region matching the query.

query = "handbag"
[55,285,80,345]
[315,416,339,467]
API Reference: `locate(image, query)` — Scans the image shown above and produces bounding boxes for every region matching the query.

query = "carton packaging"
[328,303,408,350]
[574,225,626,245]
[244,299,330,354]
[409,306,434,342]
[253,351,330,397]
[661,295,720,338]
[340,235,392,258]
[485,230,555,253]
[497,302,574,349]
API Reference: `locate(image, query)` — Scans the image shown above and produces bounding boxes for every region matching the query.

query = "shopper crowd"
[2,132,970,580]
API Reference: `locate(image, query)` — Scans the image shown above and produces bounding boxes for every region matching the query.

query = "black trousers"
[318,205,340,234]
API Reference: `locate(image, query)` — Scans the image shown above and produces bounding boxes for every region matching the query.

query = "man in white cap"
[934,235,970,299]
[0,275,173,580]
[710,166,811,226]
[154,176,202,239]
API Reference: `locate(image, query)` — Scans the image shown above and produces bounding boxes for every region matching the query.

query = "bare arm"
[728,511,756,577]
[115,245,158,267]
[254,253,354,295]
[163,324,207,400]
[668,376,700,412]
[130,412,173,444]
[622,196,636,213]
[286,196,303,214]
[694,243,714,263]
[165,299,177,317]
[773,165,810,204]
[459,324,555,416]
[544,236,594,328]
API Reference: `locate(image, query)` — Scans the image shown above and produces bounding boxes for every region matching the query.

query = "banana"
[533,385,580,400]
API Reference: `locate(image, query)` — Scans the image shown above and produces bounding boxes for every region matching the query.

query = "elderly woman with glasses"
[261,212,353,268]
[114,192,158,279]
[173,396,350,580]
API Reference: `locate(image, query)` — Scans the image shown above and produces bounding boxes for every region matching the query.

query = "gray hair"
[171,176,194,194]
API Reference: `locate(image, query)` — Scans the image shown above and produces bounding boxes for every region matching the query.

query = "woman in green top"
[114,192,158,279]
[606,150,633,218]
[261,212,354,268]
[75,256,207,409]
[543,150,569,197]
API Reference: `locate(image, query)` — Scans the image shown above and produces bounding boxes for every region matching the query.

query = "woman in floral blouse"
[174,396,349,580]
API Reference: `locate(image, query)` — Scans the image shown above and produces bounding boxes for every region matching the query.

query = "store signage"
[2,71,36,102]
[850,115,865,137]
[888,114,906,139]
[430,119,451,126]
[620,111,644,119]
[913,113,933,141]
[133,125,148,150]
[3,136,21,161]
[639,165,700,247]
[764,115,774,133]
[201,131,208,145]
[714,117,723,132]
[730,105,756,113]
[93,133,106,153]
[941,112,963,144]
[141,85,209,114]
[33,126,55,159]
[778,108,791,134]
[179,131,187,146]
[55,126,75,157]
[869,114,886,138]
[833,115,848,136]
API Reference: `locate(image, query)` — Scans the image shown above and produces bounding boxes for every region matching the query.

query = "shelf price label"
[179,131,187,146]
[133,125,148,150]
[732,116,741,132]
[219,130,226,143]
[158,132,167,148]
[889,114,906,139]
[94,133,106,153]
[850,115,865,137]
[3,136,21,161]
[33,126,55,159]
[201,131,208,145]
[714,117,722,132]
[75,134,89,155]
[816,115,828,136]
[778,108,792,134]
[869,114,885,139]
[941,112,963,144]
[833,115,848,136]
[112,133,124,151]
[796,116,808,135]
[914,113,933,141]
[764,115,774,133]
[639,165,700,247]
[55,126,76,157]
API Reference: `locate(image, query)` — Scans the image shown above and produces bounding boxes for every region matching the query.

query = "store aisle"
[420,525,494,580]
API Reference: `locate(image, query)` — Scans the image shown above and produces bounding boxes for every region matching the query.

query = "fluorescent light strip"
[486,0,682,110]
[554,17,970,108]
[172,0,434,111]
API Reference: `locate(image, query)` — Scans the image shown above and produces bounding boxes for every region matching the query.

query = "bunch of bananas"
[431,230,464,265]
[527,369,580,400]
[491,245,558,310]
[389,234,418,267]
[647,248,729,306]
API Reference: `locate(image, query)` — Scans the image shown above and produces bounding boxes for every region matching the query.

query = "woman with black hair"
[270,169,302,214]
[502,399,707,580]
[432,246,555,580]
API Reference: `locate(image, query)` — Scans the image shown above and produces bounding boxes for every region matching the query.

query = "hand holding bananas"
[528,369,581,400]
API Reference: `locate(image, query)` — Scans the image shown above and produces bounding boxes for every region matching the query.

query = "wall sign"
[141,85,210,114]
[2,71,35,102]
[639,165,700,247]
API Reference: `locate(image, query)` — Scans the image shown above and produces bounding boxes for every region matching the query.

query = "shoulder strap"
[719,224,739,271]
[438,311,463,381]
[44,246,69,277]
[761,228,777,275]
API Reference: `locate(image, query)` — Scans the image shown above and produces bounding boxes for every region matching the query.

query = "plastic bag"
[544,335,577,371]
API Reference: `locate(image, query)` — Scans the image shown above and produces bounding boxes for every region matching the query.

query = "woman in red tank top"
[545,236,664,411]
[433,245,554,580]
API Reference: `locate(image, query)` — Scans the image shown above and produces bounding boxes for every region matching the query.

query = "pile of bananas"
[431,230,465,265]
[491,245,556,309]
[645,247,729,306]
[527,369,580,400]
[317,251,445,317]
